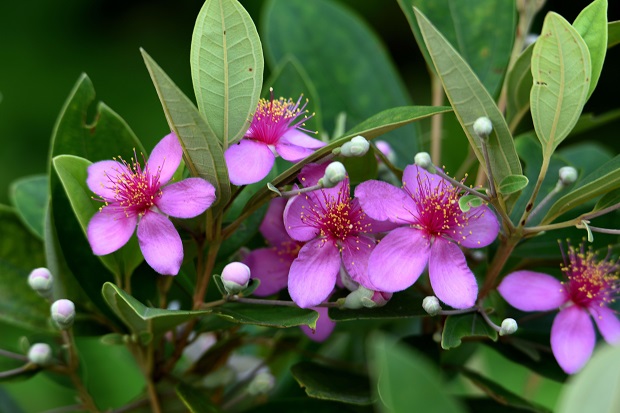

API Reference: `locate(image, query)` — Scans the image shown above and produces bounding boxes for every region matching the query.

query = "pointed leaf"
[573,0,608,99]
[441,313,498,350]
[498,174,529,195]
[211,303,318,328]
[190,0,263,147]
[291,362,373,405]
[9,175,47,239]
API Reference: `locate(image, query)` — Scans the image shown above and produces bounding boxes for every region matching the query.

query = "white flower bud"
[342,287,375,309]
[50,299,75,330]
[499,318,518,336]
[27,343,53,366]
[473,117,493,139]
[340,135,370,157]
[221,262,251,294]
[319,162,347,188]
[414,152,432,169]
[423,296,442,316]
[247,371,275,396]
[558,166,578,186]
[360,290,392,308]
[28,268,53,298]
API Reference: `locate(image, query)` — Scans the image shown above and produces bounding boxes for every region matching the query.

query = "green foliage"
[9,175,47,240]
[176,383,220,413]
[328,289,426,321]
[498,174,529,195]
[573,0,608,100]
[441,313,498,350]
[211,303,318,328]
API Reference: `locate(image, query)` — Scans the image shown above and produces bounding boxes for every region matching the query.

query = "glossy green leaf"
[530,13,591,156]
[400,0,516,97]
[573,0,608,99]
[556,344,620,413]
[458,195,484,213]
[262,0,420,165]
[291,362,373,405]
[9,175,47,240]
[414,8,522,186]
[211,303,318,328]
[328,288,426,322]
[498,174,529,195]
[141,49,231,209]
[441,313,498,350]
[176,383,220,413]
[506,43,535,131]
[101,282,211,338]
[190,0,263,147]
[368,333,466,413]
[594,187,620,211]
[0,206,52,332]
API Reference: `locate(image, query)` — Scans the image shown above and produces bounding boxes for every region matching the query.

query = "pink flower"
[498,243,620,374]
[355,165,499,309]
[224,91,325,186]
[86,133,216,275]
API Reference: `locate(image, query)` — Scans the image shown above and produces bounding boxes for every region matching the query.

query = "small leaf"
[266,182,281,196]
[580,220,594,242]
[441,313,498,350]
[328,288,426,322]
[290,361,373,405]
[211,303,318,328]
[573,0,608,99]
[176,383,220,413]
[458,195,484,213]
[190,0,264,147]
[9,175,47,239]
[593,187,620,211]
[498,175,529,195]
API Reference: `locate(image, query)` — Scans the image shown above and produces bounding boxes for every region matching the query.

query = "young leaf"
[441,313,498,350]
[9,175,47,240]
[211,303,318,328]
[291,362,373,405]
[190,0,264,148]
[458,195,484,213]
[573,0,608,100]
[498,175,529,195]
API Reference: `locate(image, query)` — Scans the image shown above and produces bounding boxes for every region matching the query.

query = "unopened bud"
[340,135,370,157]
[414,152,432,169]
[360,290,392,308]
[473,117,493,139]
[28,268,53,298]
[375,140,396,164]
[423,296,442,316]
[221,262,251,294]
[247,371,275,395]
[499,318,518,336]
[319,162,347,188]
[27,343,53,366]
[50,299,75,329]
[341,287,374,309]
[558,166,578,187]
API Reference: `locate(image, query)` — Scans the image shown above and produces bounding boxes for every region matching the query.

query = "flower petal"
[137,211,183,275]
[355,180,416,224]
[288,239,340,308]
[590,305,620,345]
[157,178,216,218]
[244,247,293,296]
[498,270,567,311]
[259,198,290,245]
[368,227,430,292]
[298,163,328,187]
[275,142,315,162]
[224,139,275,185]
[459,205,500,248]
[429,239,478,309]
[148,132,183,185]
[351,198,399,233]
[87,209,137,255]
[341,235,376,289]
[283,193,321,242]
[300,307,335,342]
[551,306,595,374]
[281,129,326,149]
[402,164,444,195]
[87,160,127,199]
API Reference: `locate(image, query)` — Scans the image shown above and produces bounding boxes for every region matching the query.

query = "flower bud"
[247,371,275,396]
[340,135,370,157]
[473,117,493,139]
[28,268,53,298]
[221,262,251,294]
[360,290,392,308]
[319,161,347,188]
[375,140,397,164]
[414,152,432,169]
[558,166,578,187]
[27,343,53,366]
[341,287,375,309]
[499,318,518,336]
[50,299,75,329]
[423,296,442,316]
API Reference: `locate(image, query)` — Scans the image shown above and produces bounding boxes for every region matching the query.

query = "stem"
[586,226,620,235]
[525,181,562,224]
[157,276,174,309]
[193,240,221,310]
[438,307,477,316]
[0,348,28,361]
[432,166,490,202]
[279,183,323,198]
[61,330,99,413]
[480,139,497,199]
[523,219,578,235]
[0,363,37,379]
[430,74,444,165]
[518,155,551,228]
[583,202,620,221]
[478,308,502,333]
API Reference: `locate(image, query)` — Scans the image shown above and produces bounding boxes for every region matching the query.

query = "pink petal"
[281,129,326,149]
[156,178,216,218]
[87,160,127,199]
[244,247,293,296]
[402,164,444,195]
[148,132,183,185]
[429,239,478,309]
[300,307,335,342]
[259,198,290,245]
[590,305,620,345]
[298,163,328,187]
[498,271,567,311]
[368,227,430,292]
[283,194,321,242]
[551,306,596,374]
[355,180,416,224]
[288,238,340,308]
[224,139,275,185]
[275,142,316,162]
[459,205,500,248]
[137,211,183,275]
[87,209,137,255]
[341,235,376,289]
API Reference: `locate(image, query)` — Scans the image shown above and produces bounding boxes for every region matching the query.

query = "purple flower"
[498,243,620,374]
[355,165,499,309]
[86,133,216,275]
[224,91,325,186]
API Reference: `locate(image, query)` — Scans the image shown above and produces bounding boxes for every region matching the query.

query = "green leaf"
[573,0,608,100]
[608,21,620,47]
[530,13,591,156]
[0,206,52,332]
[9,175,47,239]
[556,344,620,413]
[101,282,211,339]
[141,49,231,209]
[211,303,318,328]
[368,333,466,413]
[414,8,522,186]
[290,361,373,405]
[246,399,362,413]
[594,187,620,211]
[342,149,378,186]
[571,109,620,136]
[399,0,516,97]
[458,195,484,213]
[328,288,426,322]
[176,383,220,413]
[506,43,535,131]
[498,174,529,195]
[190,0,263,147]
[441,313,498,350]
